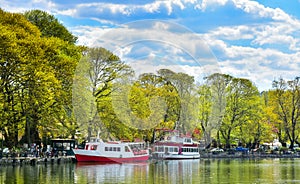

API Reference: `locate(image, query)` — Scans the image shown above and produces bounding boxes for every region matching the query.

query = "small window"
[125,146,130,152]
[91,145,97,150]
[105,147,108,151]
[185,138,192,143]
[117,147,121,152]
[55,143,63,148]
[165,147,168,153]
[158,147,164,152]
[63,142,70,150]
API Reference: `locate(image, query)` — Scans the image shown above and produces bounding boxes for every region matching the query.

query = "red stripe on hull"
[75,154,149,163]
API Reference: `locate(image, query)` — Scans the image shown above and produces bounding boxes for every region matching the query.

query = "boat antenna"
[174,121,179,130]
[96,130,100,142]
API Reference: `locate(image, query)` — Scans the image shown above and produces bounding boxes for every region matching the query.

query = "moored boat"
[73,139,149,163]
[152,129,200,160]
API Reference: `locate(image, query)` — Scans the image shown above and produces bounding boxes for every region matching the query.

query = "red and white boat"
[152,129,200,160]
[73,139,150,163]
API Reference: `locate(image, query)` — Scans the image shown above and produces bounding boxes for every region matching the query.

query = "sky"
[2,0,300,91]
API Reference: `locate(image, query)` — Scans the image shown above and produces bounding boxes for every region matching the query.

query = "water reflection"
[150,160,200,184]
[1,159,300,183]
[0,164,75,184]
[75,162,149,183]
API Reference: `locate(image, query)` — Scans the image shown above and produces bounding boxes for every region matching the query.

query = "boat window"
[105,147,108,151]
[125,146,130,152]
[158,146,164,152]
[113,147,117,151]
[183,148,192,152]
[174,147,178,152]
[117,147,121,152]
[91,145,97,150]
[184,138,192,143]
[85,145,89,150]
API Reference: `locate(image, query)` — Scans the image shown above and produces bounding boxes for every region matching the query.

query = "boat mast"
[96,130,101,142]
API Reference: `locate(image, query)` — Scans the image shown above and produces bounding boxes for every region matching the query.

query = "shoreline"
[1,153,300,166]
[200,152,300,159]
[0,156,75,166]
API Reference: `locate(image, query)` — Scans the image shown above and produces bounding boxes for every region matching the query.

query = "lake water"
[1,158,300,183]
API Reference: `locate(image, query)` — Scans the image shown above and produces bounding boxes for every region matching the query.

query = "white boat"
[73,139,149,163]
[152,129,200,160]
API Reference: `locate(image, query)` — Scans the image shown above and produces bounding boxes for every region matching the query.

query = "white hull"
[152,152,200,160]
[73,141,149,162]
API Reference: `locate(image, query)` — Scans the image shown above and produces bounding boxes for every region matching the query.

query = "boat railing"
[132,149,148,155]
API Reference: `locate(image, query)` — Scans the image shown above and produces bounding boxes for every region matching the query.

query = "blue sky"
[2,0,300,91]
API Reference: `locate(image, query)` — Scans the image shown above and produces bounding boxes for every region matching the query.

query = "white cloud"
[206,25,254,40]
[196,0,228,11]
[72,26,114,46]
[74,3,134,16]
[72,20,220,85]
[3,0,300,91]
[205,19,300,52]
[2,0,57,13]
[232,0,300,25]
[206,37,300,91]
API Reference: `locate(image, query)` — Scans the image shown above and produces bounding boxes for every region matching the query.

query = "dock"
[0,156,76,166]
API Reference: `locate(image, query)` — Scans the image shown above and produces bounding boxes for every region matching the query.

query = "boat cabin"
[51,139,76,156]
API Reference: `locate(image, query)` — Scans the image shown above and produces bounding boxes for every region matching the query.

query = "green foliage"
[2,8,298,148]
[24,9,77,44]
[158,69,196,133]
[73,47,133,141]
[0,9,45,146]
[197,84,213,144]
[0,9,81,147]
[269,77,300,148]
[201,73,267,148]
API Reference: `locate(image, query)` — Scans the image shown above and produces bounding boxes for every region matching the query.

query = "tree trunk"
[20,116,41,145]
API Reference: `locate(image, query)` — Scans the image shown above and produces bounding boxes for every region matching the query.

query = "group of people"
[29,143,59,158]
[2,143,61,158]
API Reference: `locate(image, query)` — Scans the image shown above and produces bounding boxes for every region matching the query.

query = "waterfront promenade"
[2,152,300,166]
[0,156,75,166]
[200,152,300,159]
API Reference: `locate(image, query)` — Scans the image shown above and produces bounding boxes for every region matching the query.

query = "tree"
[204,73,232,147]
[197,84,213,146]
[73,47,133,141]
[238,92,267,148]
[24,10,77,44]
[157,69,196,134]
[219,77,260,148]
[271,77,300,149]
[0,9,82,147]
[129,72,180,142]
[0,8,44,147]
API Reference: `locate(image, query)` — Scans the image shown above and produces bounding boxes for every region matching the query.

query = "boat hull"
[74,153,149,163]
[152,153,200,160]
